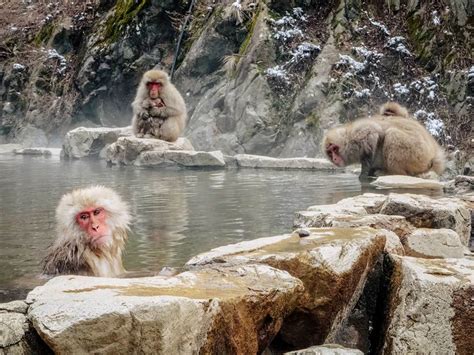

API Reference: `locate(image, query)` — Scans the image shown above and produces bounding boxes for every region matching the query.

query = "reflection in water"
[0,155,366,301]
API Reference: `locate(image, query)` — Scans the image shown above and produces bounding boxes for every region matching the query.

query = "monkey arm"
[152,106,183,118]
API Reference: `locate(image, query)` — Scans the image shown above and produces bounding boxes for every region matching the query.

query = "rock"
[383,256,474,355]
[136,150,226,168]
[234,154,340,170]
[284,344,363,354]
[294,205,368,228]
[0,144,22,154]
[13,125,48,148]
[0,300,28,314]
[105,136,195,165]
[335,193,388,214]
[13,147,62,157]
[27,265,303,354]
[402,228,467,258]
[0,312,27,347]
[62,126,133,158]
[187,227,386,348]
[379,193,472,246]
[371,175,444,190]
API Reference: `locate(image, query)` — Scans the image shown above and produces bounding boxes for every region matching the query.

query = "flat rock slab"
[136,150,225,168]
[371,175,444,190]
[402,228,467,258]
[13,147,62,157]
[0,144,22,154]
[187,227,386,348]
[27,264,303,354]
[384,256,474,355]
[234,154,341,170]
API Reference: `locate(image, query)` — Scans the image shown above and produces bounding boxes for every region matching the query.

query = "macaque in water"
[131,69,187,142]
[323,102,445,179]
[42,186,131,277]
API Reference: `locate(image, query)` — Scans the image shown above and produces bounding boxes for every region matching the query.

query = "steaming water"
[0,154,365,301]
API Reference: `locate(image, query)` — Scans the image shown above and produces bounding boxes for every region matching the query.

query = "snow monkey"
[42,186,131,277]
[131,69,187,142]
[323,102,445,179]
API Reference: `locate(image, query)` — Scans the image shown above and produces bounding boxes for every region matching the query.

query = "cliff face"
[0,0,472,156]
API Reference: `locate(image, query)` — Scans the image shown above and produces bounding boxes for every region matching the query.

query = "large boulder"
[383,256,474,355]
[136,150,226,168]
[27,264,303,354]
[187,227,386,348]
[62,126,133,158]
[401,228,467,258]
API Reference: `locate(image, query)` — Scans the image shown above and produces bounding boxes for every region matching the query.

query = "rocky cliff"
[0,0,472,158]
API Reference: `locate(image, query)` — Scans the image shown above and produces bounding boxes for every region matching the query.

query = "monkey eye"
[93,208,104,216]
[79,213,89,220]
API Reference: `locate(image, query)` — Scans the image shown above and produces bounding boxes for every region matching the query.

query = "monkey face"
[76,206,110,246]
[326,143,345,167]
[147,82,162,99]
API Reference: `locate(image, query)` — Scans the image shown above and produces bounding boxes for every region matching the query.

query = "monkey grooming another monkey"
[323,102,445,179]
[42,186,131,277]
[132,69,187,141]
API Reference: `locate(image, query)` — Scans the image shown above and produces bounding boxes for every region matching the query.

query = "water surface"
[0,154,365,301]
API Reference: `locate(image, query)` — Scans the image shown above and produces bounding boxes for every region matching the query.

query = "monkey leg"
[159,118,181,142]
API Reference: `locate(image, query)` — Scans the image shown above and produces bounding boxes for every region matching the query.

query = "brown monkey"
[323,102,445,179]
[42,186,131,277]
[131,69,187,142]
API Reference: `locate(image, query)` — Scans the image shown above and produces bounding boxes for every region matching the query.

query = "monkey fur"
[132,70,187,142]
[323,102,445,179]
[42,186,131,277]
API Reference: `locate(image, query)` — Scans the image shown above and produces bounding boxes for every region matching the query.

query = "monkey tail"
[380,102,409,119]
[431,148,446,175]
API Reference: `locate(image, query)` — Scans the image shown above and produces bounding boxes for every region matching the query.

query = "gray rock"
[402,228,467,258]
[234,154,340,170]
[371,175,444,190]
[13,148,61,157]
[0,313,27,347]
[383,256,474,354]
[0,144,22,154]
[285,344,363,355]
[62,126,133,158]
[136,150,226,168]
[0,301,28,314]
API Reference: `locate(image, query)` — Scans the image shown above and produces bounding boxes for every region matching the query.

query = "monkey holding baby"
[323,102,445,180]
[131,70,187,142]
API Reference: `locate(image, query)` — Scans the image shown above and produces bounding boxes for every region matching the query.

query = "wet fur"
[42,186,131,277]
[131,70,187,141]
[323,102,445,178]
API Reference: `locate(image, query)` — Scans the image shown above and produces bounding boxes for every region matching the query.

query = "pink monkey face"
[76,207,110,246]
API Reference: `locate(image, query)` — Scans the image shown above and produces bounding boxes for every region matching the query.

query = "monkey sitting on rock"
[132,69,187,142]
[323,102,445,180]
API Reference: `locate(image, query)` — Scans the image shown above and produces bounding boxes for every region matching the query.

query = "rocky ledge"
[61,126,340,170]
[1,192,472,354]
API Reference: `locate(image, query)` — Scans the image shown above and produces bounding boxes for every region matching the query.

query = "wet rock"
[187,227,386,348]
[379,193,471,246]
[402,228,467,258]
[0,300,28,314]
[136,150,225,168]
[371,175,444,190]
[383,256,474,355]
[62,126,133,158]
[284,344,363,354]
[335,193,388,214]
[105,136,195,165]
[234,154,339,170]
[27,265,302,354]
[13,148,61,157]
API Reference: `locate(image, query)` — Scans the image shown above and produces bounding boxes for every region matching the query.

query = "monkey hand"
[139,111,150,121]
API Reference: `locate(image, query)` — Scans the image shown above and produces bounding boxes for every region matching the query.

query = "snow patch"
[386,36,412,56]
[13,63,26,70]
[432,11,441,26]
[393,83,410,95]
